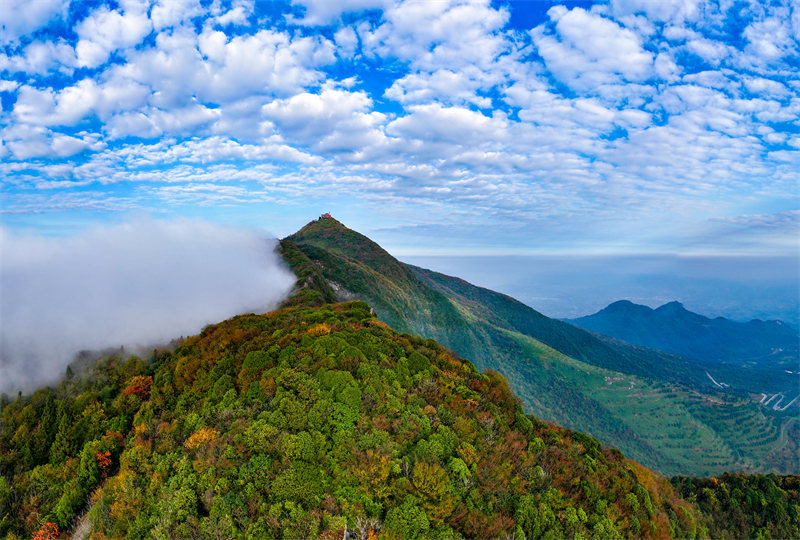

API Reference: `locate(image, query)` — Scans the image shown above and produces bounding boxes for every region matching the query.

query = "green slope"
[570,300,799,369]
[280,217,799,477]
[0,302,703,539]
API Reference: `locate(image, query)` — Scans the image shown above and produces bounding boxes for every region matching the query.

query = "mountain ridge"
[278,217,799,476]
[0,301,707,539]
[569,299,799,368]
[1,216,798,538]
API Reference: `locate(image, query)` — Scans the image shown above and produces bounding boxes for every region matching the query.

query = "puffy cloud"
[291,0,391,26]
[0,39,75,75]
[150,0,205,31]
[334,26,359,57]
[387,103,507,146]
[0,0,797,264]
[263,85,387,153]
[212,0,255,26]
[120,27,335,106]
[1,123,101,160]
[362,0,510,71]
[610,0,700,23]
[107,136,319,167]
[685,37,733,65]
[743,77,790,98]
[385,68,493,107]
[12,80,99,126]
[0,0,67,44]
[532,7,655,92]
[75,5,152,68]
[743,17,797,64]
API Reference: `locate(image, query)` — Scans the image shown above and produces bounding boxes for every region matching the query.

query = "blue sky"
[1,0,798,256]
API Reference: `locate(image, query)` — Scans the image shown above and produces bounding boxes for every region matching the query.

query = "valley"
[1,216,797,538]
[280,217,799,477]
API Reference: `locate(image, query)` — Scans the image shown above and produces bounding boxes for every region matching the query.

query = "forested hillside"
[279,217,799,476]
[570,300,798,368]
[1,302,701,538]
[673,474,800,539]
[569,300,799,397]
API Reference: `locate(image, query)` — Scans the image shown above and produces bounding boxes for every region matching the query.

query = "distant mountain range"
[2,216,798,539]
[279,217,799,476]
[568,300,799,369]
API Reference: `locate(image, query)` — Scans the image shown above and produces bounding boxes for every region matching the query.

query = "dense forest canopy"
[1,217,797,538]
[2,302,707,539]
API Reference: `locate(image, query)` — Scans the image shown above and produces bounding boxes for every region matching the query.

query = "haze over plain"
[1,0,798,380]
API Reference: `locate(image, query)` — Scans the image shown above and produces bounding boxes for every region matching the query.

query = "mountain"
[569,300,799,369]
[279,216,799,476]
[1,219,798,538]
[0,302,704,539]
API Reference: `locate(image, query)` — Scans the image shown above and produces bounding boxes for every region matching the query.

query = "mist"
[0,219,296,394]
[401,254,800,326]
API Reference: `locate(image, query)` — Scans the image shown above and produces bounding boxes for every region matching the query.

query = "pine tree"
[49,408,73,464]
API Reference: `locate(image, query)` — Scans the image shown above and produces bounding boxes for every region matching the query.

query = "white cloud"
[263,85,387,153]
[743,76,790,98]
[0,0,67,44]
[685,37,732,65]
[212,0,255,26]
[387,103,507,145]
[0,219,295,393]
[106,111,162,139]
[50,133,89,156]
[610,0,700,24]
[334,26,359,57]
[109,136,320,167]
[151,0,205,31]
[1,123,96,159]
[0,40,76,75]
[120,27,335,107]
[654,51,681,80]
[743,17,797,64]
[362,0,510,71]
[12,79,99,126]
[11,85,56,125]
[75,5,152,68]
[532,7,654,92]
[385,68,492,107]
[1,0,797,262]
[290,0,390,26]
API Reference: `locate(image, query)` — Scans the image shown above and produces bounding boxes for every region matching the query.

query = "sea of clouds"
[0,218,296,394]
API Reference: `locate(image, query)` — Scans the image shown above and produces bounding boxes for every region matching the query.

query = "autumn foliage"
[32,522,59,540]
[1,301,793,538]
[120,375,153,399]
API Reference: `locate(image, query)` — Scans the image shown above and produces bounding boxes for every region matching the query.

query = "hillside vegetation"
[1,302,702,539]
[570,300,798,369]
[280,217,799,476]
[569,300,799,396]
[672,474,800,539]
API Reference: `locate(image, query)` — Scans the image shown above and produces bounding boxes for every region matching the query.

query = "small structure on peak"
[320,213,332,219]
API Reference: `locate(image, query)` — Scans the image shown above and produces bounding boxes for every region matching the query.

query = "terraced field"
[502,328,799,476]
[281,217,799,477]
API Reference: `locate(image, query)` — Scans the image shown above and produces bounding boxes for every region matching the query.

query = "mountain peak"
[571,297,799,369]
[657,300,686,311]
[284,216,416,291]
[601,299,653,315]
[292,214,348,235]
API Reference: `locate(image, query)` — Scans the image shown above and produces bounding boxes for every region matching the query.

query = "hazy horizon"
[401,253,800,326]
[1,0,797,386]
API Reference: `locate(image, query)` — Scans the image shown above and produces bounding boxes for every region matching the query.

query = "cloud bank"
[0,219,296,394]
[0,0,797,256]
